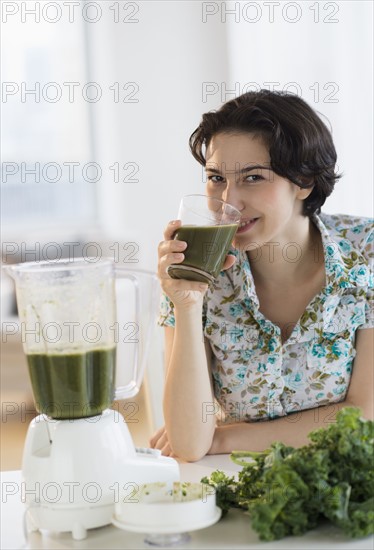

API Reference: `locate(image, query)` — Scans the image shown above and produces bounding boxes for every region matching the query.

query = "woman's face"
[205,132,310,251]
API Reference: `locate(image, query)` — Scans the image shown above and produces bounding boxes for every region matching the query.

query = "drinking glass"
[167,194,241,284]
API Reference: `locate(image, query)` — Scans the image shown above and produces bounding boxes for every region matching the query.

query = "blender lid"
[4,257,114,276]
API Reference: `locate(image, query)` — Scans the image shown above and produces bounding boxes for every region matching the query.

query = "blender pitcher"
[5,258,158,420]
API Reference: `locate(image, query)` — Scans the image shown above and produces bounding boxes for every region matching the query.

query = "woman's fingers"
[161,251,185,263]
[158,254,189,281]
[222,254,236,271]
[158,225,188,280]
[161,443,172,456]
[149,426,169,456]
[153,431,168,451]
[158,237,186,260]
[149,426,165,448]
[163,220,182,240]
[149,426,177,457]
[157,221,209,303]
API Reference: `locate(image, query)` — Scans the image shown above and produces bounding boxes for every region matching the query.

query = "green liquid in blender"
[27,348,116,419]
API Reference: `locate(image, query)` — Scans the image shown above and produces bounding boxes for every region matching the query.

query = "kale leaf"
[200,470,238,516]
[201,408,374,541]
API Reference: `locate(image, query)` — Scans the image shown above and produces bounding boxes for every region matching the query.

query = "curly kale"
[201,408,374,541]
[309,407,374,502]
[200,470,238,516]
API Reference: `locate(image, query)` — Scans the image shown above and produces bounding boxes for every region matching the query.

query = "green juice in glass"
[168,224,238,283]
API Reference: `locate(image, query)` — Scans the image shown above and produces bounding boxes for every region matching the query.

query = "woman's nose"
[222,185,244,211]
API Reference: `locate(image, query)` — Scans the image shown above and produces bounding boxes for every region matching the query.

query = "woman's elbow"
[174,448,208,462]
[166,420,216,462]
[169,437,213,463]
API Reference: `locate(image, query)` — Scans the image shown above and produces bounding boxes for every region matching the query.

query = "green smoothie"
[27,347,116,419]
[168,224,238,283]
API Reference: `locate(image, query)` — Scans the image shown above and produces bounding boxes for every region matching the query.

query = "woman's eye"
[245,174,263,183]
[207,175,224,184]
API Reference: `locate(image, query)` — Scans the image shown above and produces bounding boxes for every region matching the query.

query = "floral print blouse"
[158,213,373,423]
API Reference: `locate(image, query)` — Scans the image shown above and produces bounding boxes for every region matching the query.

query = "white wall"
[225,0,373,218]
[87,1,230,271]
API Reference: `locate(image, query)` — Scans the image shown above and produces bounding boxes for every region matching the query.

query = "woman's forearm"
[163,302,216,461]
[209,400,354,454]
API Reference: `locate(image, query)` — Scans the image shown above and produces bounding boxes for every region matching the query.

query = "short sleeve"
[358,287,374,329]
[358,221,374,329]
[158,293,175,327]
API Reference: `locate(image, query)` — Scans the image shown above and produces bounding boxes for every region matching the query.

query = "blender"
[5,258,179,540]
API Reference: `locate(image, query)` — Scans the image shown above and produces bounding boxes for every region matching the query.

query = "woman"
[150,90,373,461]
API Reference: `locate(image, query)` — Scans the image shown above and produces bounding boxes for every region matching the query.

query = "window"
[1,5,97,232]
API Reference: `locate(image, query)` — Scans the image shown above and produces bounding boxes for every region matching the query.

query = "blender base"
[25,501,113,540]
[22,410,180,540]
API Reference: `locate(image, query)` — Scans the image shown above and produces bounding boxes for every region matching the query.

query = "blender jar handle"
[113,267,158,400]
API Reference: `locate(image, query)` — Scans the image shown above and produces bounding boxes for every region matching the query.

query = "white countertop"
[1,455,373,550]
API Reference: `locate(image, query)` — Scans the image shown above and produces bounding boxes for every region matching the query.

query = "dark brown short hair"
[189,90,341,216]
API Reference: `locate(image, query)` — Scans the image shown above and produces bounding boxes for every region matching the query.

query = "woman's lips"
[236,218,259,234]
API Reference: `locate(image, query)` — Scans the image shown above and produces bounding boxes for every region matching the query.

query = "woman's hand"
[158,220,236,308]
[149,425,177,457]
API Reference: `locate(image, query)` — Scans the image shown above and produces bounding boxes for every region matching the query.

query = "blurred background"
[1,0,373,469]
